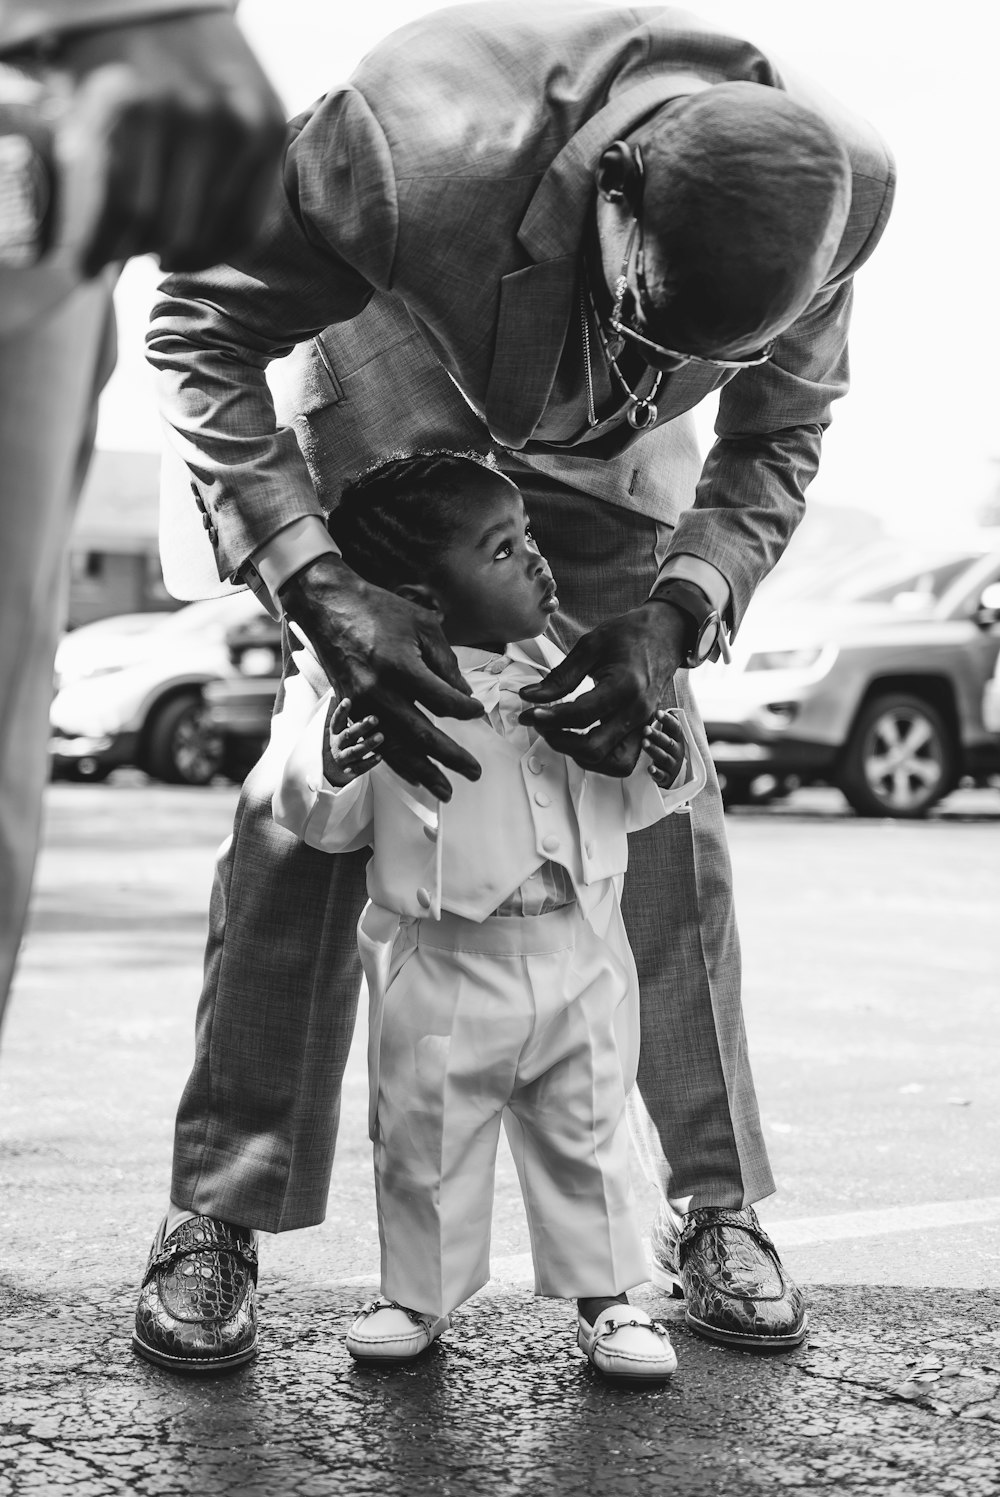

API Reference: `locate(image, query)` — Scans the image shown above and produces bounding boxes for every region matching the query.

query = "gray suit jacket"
[150,2,894,625]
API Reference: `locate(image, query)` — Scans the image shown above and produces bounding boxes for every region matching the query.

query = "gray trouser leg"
[0,276,115,1030]
[171,648,370,1232]
[520,473,774,1207]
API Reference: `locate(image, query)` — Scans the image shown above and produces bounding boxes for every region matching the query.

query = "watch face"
[693,613,722,665]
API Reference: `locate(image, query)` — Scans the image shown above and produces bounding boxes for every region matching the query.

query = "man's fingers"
[517,643,594,704]
[519,678,635,734]
[367,696,483,800]
[414,629,480,703]
[406,660,484,722]
[61,12,286,276]
[156,103,285,272]
[532,722,645,777]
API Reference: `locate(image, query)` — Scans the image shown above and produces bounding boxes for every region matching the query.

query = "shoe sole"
[131,1333,259,1375]
[650,1261,809,1350]
[685,1310,809,1351]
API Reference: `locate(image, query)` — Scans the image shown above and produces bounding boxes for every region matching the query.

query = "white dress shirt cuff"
[247,516,341,616]
[650,554,732,619]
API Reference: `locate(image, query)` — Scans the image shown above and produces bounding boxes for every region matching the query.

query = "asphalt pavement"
[1,780,999,1496]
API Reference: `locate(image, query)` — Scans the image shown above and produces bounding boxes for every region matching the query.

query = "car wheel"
[838,692,956,818]
[142,692,225,786]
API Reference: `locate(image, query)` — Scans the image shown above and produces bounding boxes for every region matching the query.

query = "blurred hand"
[281,555,484,802]
[57,9,286,275]
[519,600,688,775]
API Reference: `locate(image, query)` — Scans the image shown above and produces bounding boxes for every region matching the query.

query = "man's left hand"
[519,600,688,775]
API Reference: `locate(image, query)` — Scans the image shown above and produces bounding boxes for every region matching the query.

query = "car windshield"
[776,547,979,608]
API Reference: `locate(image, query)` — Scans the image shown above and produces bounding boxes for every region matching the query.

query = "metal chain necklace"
[581,276,663,431]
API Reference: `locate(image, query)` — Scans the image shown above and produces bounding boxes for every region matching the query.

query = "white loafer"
[346,1298,449,1363]
[577,1304,677,1381]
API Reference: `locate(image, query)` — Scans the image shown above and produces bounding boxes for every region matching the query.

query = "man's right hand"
[56,8,287,276]
[279,554,483,801]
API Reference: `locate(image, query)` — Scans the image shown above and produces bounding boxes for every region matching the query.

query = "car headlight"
[744,646,825,673]
[237,646,281,678]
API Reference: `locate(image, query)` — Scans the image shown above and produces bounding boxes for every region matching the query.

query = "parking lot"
[2,774,998,1494]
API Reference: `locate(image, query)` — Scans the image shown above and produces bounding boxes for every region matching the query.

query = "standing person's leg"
[512,468,806,1348]
[0,276,116,1026]
[133,640,371,1371]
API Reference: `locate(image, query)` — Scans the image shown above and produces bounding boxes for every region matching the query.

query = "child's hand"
[641,709,684,788]
[323,697,384,786]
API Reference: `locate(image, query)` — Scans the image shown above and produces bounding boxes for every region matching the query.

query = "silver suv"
[693,537,1000,817]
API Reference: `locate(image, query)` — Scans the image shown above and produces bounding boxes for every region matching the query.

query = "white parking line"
[336,1197,1000,1291]
[761,1195,1000,1248]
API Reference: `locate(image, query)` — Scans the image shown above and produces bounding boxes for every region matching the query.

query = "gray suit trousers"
[171,469,775,1230]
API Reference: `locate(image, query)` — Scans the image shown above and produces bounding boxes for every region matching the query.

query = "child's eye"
[494,541,513,560]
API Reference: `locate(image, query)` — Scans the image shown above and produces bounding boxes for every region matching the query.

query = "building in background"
[68,450,180,627]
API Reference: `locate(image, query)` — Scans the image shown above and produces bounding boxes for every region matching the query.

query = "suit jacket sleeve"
[146,86,396,583]
[663,156,895,632]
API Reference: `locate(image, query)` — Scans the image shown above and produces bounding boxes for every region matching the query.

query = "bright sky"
[97,0,1000,534]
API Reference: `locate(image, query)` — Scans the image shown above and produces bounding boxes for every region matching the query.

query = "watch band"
[649,578,724,667]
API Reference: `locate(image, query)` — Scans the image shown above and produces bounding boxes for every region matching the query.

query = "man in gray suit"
[134,3,893,1373]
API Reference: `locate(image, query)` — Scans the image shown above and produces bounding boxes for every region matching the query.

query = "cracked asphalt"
[2,781,999,1496]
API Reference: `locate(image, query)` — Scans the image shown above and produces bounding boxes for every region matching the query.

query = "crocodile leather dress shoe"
[133,1216,259,1373]
[650,1204,808,1349]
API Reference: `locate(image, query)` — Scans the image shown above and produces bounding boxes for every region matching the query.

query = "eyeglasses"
[606,148,777,373]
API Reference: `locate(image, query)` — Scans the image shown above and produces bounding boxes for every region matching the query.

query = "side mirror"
[974,581,1000,628]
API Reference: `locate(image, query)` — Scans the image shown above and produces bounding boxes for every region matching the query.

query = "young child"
[272,452,705,1381]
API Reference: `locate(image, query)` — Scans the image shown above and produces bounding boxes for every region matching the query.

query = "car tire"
[142,692,225,786]
[837,692,957,818]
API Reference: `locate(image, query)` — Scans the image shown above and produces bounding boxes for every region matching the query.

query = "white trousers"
[0,273,116,1023]
[367,900,649,1318]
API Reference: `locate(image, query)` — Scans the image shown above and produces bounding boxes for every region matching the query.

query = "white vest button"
[534,791,551,808]
[541,835,560,854]
[416,887,432,909]
[423,824,438,842]
[527,756,542,774]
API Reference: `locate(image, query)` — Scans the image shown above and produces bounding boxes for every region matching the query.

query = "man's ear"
[596,140,643,212]
[396,582,446,619]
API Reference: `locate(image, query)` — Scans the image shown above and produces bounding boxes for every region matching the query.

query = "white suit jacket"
[272,634,706,925]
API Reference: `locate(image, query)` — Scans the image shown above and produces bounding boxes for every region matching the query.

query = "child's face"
[433,480,559,647]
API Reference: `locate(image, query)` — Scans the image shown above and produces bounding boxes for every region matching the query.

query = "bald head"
[628,82,852,354]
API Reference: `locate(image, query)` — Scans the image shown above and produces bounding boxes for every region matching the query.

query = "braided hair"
[327,450,504,592]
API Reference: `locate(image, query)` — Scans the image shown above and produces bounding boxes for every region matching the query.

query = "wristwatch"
[649,578,727,668]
